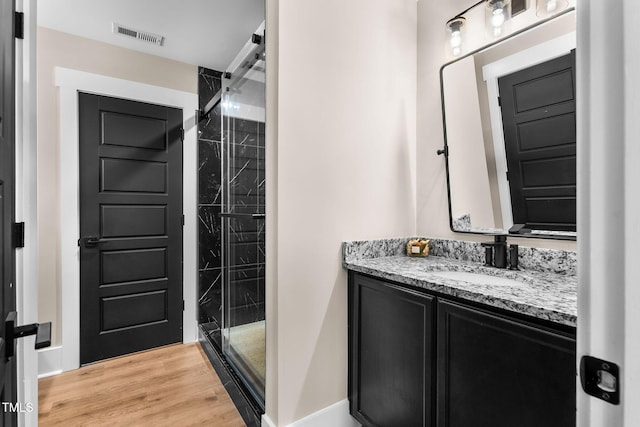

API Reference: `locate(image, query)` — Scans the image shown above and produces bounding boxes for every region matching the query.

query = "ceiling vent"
[112,23,164,46]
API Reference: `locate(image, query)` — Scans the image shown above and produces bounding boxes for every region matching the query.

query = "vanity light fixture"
[447,17,466,57]
[446,0,516,57]
[485,0,512,38]
[536,0,568,17]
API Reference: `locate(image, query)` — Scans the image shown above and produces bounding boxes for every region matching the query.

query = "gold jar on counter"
[406,239,430,257]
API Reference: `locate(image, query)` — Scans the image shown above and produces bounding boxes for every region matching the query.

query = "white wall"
[416,0,577,251]
[266,0,417,425]
[443,56,496,229]
[37,27,197,345]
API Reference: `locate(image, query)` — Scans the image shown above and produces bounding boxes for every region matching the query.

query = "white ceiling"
[38,0,265,72]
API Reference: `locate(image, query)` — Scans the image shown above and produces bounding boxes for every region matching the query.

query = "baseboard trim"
[287,399,360,427]
[262,414,277,427]
[38,346,63,378]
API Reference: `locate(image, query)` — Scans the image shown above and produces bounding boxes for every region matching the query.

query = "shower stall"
[198,25,266,414]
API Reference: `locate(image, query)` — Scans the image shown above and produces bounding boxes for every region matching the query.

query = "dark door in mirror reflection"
[498,51,576,232]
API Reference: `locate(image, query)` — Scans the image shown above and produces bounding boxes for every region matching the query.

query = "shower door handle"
[219,212,265,219]
[219,212,246,218]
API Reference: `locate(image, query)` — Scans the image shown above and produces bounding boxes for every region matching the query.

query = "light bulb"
[491,8,505,28]
[450,31,462,47]
[450,31,462,56]
[446,17,465,57]
[485,0,510,39]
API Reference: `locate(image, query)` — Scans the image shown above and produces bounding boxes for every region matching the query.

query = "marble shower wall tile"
[234,118,260,136]
[199,68,222,109]
[228,144,260,207]
[199,105,223,142]
[198,67,223,142]
[198,70,267,320]
[258,221,265,265]
[229,266,260,308]
[257,146,265,207]
[198,140,222,205]
[198,206,222,270]
[257,122,265,148]
[199,268,223,325]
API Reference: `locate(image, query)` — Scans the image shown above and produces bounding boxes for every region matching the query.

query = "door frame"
[55,67,198,372]
[15,0,39,425]
[577,0,640,424]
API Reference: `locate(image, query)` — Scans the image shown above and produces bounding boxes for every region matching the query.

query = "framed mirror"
[440,8,576,240]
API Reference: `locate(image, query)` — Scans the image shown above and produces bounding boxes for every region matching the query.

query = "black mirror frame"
[438,7,576,241]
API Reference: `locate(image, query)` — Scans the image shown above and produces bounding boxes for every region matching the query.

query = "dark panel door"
[0,0,17,424]
[79,93,183,364]
[499,52,576,231]
[437,300,576,427]
[349,273,435,427]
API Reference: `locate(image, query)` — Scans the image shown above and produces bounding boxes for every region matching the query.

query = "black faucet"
[508,244,519,270]
[481,235,508,268]
[481,235,520,269]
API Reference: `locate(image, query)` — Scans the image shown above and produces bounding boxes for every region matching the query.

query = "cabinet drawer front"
[436,300,576,427]
[349,274,435,427]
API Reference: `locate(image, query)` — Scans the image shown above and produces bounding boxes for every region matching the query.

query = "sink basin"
[429,271,524,287]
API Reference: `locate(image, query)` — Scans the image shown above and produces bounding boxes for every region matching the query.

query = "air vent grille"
[112,23,164,46]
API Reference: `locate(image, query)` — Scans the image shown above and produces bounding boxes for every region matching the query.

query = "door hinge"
[497,96,502,107]
[13,222,25,248]
[506,170,510,181]
[182,300,185,311]
[180,128,184,142]
[181,215,185,226]
[14,12,24,40]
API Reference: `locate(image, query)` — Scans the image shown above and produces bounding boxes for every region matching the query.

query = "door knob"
[78,236,102,248]
[5,312,51,359]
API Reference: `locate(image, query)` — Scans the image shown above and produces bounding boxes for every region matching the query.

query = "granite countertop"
[344,254,577,327]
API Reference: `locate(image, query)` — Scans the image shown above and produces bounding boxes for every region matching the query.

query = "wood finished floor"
[38,343,246,427]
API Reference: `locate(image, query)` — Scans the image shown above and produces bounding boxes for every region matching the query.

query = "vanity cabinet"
[348,272,576,427]
[437,300,576,427]
[349,274,436,427]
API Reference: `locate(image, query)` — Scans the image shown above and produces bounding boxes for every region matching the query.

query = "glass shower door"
[220,48,266,405]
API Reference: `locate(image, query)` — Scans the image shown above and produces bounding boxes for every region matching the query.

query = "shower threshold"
[199,326,264,427]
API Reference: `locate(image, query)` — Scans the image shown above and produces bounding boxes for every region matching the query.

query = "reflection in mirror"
[441,9,576,239]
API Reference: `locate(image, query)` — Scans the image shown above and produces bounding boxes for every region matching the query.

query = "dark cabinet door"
[436,300,576,427]
[349,273,435,427]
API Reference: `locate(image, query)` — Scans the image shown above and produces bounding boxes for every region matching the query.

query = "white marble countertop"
[345,255,577,327]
